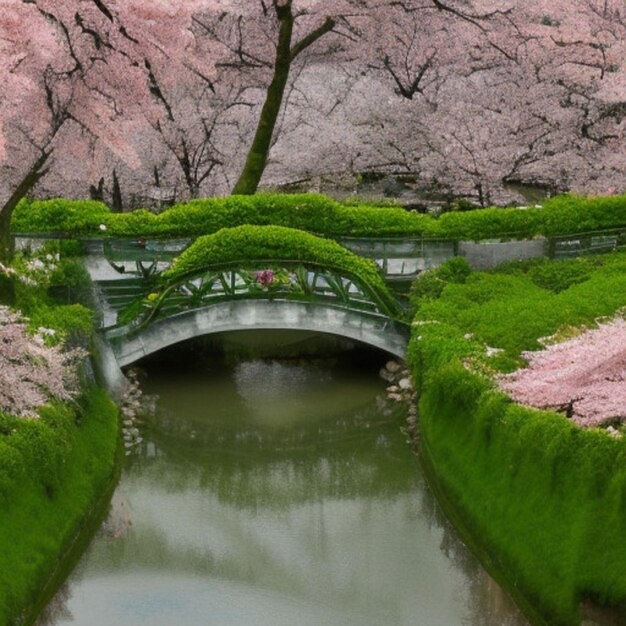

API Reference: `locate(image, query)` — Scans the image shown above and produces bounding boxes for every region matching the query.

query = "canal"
[39,345,528,625]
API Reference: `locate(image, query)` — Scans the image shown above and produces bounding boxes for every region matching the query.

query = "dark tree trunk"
[0,208,14,266]
[232,6,295,195]
[90,177,105,202]
[112,169,123,213]
[232,4,335,195]
[0,149,51,263]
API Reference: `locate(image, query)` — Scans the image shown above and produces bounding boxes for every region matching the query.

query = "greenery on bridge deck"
[12,192,626,241]
[160,225,402,317]
[408,252,626,624]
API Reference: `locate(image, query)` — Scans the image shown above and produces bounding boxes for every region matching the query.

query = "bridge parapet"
[111,260,403,333]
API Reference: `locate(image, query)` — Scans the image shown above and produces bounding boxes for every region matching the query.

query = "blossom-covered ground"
[498,317,626,428]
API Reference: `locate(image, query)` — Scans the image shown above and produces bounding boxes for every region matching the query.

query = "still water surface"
[41,354,528,626]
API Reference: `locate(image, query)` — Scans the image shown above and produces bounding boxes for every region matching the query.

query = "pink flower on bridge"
[256,269,275,289]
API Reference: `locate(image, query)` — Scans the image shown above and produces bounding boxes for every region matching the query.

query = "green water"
[39,353,528,625]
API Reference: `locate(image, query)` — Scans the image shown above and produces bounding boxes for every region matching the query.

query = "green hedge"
[8,241,94,343]
[435,194,626,240]
[162,225,402,317]
[12,192,626,241]
[408,253,626,624]
[0,389,119,626]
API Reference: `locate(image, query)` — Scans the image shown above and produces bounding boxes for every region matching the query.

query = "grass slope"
[0,389,119,626]
[408,253,626,625]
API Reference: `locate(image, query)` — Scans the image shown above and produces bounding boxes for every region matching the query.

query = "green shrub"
[0,274,15,305]
[26,303,93,345]
[9,246,95,343]
[48,257,89,289]
[48,257,94,307]
[409,257,471,314]
[162,225,402,317]
[12,199,110,235]
[436,205,543,240]
[414,250,626,362]
[540,194,626,235]
[13,194,439,239]
[57,239,87,258]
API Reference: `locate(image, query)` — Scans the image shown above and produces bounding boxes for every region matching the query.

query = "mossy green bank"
[0,389,119,626]
[0,243,120,625]
[408,253,626,624]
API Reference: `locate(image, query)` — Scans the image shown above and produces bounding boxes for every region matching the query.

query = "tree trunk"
[232,7,295,195]
[0,149,51,263]
[112,169,123,212]
[0,208,14,265]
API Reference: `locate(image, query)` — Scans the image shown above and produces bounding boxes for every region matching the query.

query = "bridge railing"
[113,260,405,333]
[546,226,626,259]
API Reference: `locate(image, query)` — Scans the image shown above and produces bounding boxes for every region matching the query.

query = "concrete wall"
[458,238,548,270]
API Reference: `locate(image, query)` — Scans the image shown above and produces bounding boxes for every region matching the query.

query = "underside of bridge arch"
[166,328,384,361]
[105,300,409,368]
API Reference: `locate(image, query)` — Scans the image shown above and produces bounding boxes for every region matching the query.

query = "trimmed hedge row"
[162,225,402,317]
[408,253,626,625]
[12,192,626,241]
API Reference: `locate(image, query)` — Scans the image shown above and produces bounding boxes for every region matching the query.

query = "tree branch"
[290,17,336,61]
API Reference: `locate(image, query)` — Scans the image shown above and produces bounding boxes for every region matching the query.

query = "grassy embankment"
[0,242,120,625]
[408,252,626,625]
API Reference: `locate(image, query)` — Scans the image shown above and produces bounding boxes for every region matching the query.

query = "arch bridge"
[97,260,410,374]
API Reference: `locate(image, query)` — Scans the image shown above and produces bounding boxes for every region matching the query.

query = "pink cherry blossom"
[1,1,625,206]
[498,316,626,428]
[0,306,85,418]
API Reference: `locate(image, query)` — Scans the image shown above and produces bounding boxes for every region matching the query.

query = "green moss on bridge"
[162,225,402,317]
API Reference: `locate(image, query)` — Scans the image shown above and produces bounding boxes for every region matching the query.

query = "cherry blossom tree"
[212,0,356,194]
[144,73,251,199]
[0,306,84,418]
[200,0,513,195]
[3,1,624,214]
[384,0,626,201]
[498,316,626,429]
[0,0,217,260]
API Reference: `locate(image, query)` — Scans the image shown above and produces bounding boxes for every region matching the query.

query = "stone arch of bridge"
[105,299,409,368]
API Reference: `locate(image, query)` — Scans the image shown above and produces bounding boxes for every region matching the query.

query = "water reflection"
[40,356,528,626]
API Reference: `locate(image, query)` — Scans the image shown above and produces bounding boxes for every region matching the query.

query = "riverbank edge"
[415,417,547,626]
[1,388,121,626]
[408,352,626,626]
